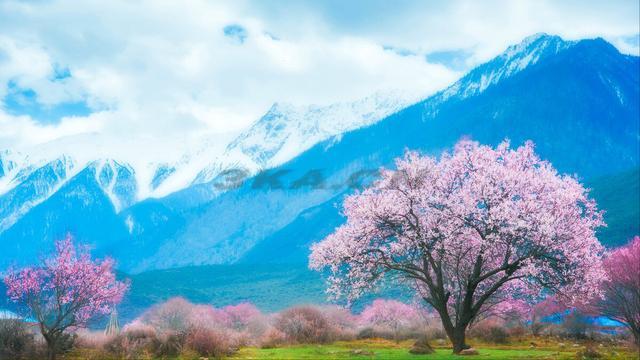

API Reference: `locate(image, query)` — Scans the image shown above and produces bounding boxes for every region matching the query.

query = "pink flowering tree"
[222,303,261,330]
[309,140,606,353]
[491,296,567,335]
[4,236,128,360]
[598,236,640,345]
[359,299,420,338]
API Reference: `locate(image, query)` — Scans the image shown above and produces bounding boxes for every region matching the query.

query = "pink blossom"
[309,140,606,352]
[222,303,261,330]
[598,236,640,344]
[359,299,420,331]
[4,235,128,359]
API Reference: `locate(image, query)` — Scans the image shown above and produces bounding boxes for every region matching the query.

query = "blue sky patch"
[3,81,91,124]
[382,45,416,57]
[223,24,248,44]
[425,49,473,71]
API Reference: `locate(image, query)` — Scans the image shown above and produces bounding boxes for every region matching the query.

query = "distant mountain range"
[0,33,638,273]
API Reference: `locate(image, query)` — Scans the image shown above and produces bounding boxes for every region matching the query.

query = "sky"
[0,0,638,157]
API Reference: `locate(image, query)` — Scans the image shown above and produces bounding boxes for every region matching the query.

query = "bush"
[356,326,407,340]
[140,297,194,333]
[318,305,357,341]
[259,327,287,349]
[0,319,38,359]
[105,322,159,359]
[222,303,262,331]
[562,311,594,339]
[75,329,113,349]
[469,319,510,344]
[358,299,424,341]
[184,327,236,357]
[275,306,334,344]
[424,326,447,341]
[152,332,185,357]
[359,299,420,330]
[485,326,509,344]
[507,325,527,339]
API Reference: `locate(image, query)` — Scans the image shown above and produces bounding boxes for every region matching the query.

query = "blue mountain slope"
[0,166,130,268]
[120,35,638,270]
[1,34,638,271]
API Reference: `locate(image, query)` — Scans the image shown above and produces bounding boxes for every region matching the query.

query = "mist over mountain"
[0,34,638,273]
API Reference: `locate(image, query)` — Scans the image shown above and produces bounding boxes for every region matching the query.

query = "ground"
[232,339,638,360]
[65,338,639,359]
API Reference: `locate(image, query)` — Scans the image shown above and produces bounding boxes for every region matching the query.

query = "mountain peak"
[439,33,574,101]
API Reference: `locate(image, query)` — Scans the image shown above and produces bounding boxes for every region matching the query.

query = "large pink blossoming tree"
[4,236,129,360]
[309,140,606,353]
[598,236,640,346]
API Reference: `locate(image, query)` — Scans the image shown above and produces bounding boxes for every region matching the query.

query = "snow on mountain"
[439,33,573,101]
[0,90,421,231]
[194,90,421,184]
[0,34,590,235]
[0,154,76,232]
[92,159,137,212]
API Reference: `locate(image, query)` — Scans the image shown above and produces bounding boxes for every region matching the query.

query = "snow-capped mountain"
[0,90,421,233]
[229,92,418,168]
[439,33,573,101]
[120,33,638,271]
[0,154,75,232]
[0,34,637,272]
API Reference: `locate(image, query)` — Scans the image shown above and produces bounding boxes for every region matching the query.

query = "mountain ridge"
[0,34,638,272]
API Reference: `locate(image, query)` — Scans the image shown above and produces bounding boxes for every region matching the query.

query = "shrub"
[359,299,420,329]
[485,326,509,344]
[75,329,113,349]
[468,319,510,344]
[356,327,377,339]
[122,320,157,339]
[105,322,159,359]
[259,327,287,349]
[184,327,236,357]
[152,332,185,357]
[0,319,38,359]
[358,299,423,340]
[562,311,594,339]
[507,325,527,339]
[140,297,194,333]
[275,306,333,344]
[222,303,262,330]
[187,304,228,330]
[424,325,447,341]
[318,305,357,341]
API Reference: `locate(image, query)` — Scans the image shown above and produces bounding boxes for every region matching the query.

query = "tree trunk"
[44,335,57,360]
[451,327,469,354]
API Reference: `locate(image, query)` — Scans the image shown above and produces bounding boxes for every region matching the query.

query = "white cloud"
[0,0,637,160]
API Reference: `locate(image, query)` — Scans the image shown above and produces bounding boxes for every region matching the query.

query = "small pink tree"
[491,296,566,335]
[310,140,606,353]
[222,303,261,330]
[4,236,128,360]
[598,236,640,345]
[359,299,419,337]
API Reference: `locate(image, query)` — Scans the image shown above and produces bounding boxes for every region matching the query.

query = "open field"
[65,338,639,360]
[232,339,637,360]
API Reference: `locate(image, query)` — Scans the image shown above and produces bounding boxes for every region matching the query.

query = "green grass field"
[67,338,639,359]
[231,339,638,360]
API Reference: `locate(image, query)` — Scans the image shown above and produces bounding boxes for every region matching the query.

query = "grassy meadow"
[66,338,638,359]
